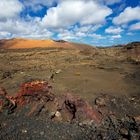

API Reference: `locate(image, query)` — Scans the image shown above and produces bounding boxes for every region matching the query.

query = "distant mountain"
[112,42,140,48]
[0,38,93,50]
[123,42,140,50]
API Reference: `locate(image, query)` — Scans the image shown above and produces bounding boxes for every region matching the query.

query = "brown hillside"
[0,38,93,49]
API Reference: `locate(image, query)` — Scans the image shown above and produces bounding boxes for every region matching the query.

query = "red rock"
[0,87,7,96]
[63,93,102,123]
[0,82,102,124]
[0,92,16,114]
[15,81,54,105]
[18,81,52,96]
[27,103,44,116]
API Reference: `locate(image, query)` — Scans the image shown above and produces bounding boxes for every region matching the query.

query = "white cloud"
[0,18,53,39]
[23,0,55,7]
[0,0,23,20]
[73,24,102,33]
[0,31,11,39]
[0,0,135,44]
[113,6,140,25]
[130,22,140,30]
[112,34,121,39]
[103,0,121,5]
[57,30,77,40]
[22,0,57,12]
[105,26,123,34]
[0,0,41,39]
[57,27,104,41]
[89,33,105,39]
[42,0,112,28]
[127,32,134,36]
[74,25,92,33]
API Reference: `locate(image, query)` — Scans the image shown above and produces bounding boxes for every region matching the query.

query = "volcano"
[0,38,93,49]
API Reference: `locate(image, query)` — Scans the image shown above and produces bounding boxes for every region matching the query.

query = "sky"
[0,0,140,46]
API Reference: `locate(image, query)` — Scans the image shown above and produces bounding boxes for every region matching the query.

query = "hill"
[0,38,93,50]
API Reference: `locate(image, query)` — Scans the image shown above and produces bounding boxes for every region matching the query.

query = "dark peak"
[53,40,67,43]
[124,41,140,50]
[112,41,140,48]
[127,41,140,46]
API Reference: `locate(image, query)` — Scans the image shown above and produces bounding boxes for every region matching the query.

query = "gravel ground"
[0,106,140,140]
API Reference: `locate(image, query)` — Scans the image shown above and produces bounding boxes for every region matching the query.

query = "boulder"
[15,81,54,105]
[0,88,16,114]
[0,87,7,96]
[62,93,102,123]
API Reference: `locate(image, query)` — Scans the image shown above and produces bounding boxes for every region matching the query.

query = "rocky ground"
[0,81,140,140]
[0,43,140,139]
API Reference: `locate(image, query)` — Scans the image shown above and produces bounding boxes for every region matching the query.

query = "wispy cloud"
[113,6,140,25]
[130,22,140,30]
[111,34,121,39]
[105,26,123,34]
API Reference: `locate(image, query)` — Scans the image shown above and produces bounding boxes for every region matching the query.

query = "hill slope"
[0,38,93,49]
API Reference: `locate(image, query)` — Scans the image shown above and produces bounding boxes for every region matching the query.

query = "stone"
[40,131,44,136]
[0,93,16,114]
[15,81,54,105]
[95,97,106,107]
[22,129,28,133]
[49,112,56,119]
[64,93,102,123]
[55,111,61,118]
[54,111,62,121]
[27,103,44,116]
[55,69,62,74]
[0,87,7,96]
[120,128,129,136]
[1,71,12,79]
[134,115,140,123]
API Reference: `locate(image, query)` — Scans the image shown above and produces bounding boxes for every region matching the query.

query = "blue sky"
[0,0,140,46]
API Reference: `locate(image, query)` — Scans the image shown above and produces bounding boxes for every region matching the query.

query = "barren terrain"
[0,41,140,140]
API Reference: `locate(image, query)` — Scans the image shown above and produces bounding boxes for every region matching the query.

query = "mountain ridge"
[0,38,93,50]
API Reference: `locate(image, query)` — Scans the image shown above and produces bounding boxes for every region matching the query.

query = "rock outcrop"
[0,81,140,139]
